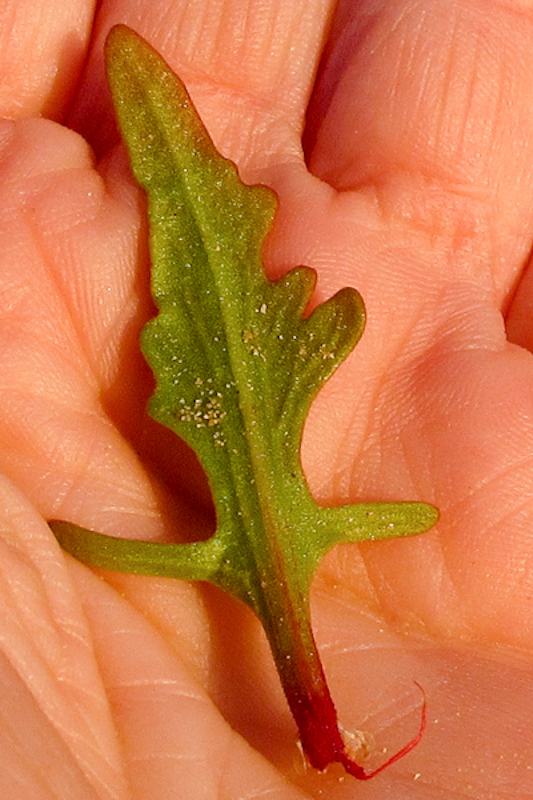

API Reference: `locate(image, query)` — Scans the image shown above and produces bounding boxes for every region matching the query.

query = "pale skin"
[1,0,533,797]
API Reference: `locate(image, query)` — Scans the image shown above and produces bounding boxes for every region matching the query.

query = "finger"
[68,0,334,173]
[0,478,128,798]
[0,0,95,119]
[0,115,210,536]
[306,0,533,302]
[73,563,310,799]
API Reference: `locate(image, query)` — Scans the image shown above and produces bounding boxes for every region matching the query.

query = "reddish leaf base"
[289,681,427,780]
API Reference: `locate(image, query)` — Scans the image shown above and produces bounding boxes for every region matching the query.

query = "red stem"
[285,657,426,779]
[266,594,426,781]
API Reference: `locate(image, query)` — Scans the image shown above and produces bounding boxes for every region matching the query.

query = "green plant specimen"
[50,25,438,780]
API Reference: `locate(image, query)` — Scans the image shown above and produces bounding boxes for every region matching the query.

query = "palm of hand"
[0,2,532,798]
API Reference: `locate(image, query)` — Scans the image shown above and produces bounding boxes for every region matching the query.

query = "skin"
[0,0,532,797]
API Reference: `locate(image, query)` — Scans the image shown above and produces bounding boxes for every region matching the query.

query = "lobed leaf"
[51,25,438,780]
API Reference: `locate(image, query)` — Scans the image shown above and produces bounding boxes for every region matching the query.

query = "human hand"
[0,1,532,798]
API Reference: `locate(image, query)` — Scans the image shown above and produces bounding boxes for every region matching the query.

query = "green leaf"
[50,25,438,779]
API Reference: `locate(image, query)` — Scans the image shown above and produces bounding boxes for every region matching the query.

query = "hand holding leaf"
[51,26,437,780]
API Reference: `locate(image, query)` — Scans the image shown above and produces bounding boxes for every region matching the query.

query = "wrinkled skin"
[1,1,533,797]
